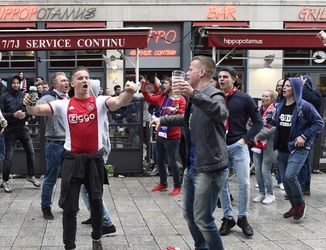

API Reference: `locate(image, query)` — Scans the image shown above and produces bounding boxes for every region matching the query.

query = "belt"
[47,140,65,145]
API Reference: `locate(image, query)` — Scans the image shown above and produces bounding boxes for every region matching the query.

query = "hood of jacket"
[287,77,303,105]
[90,79,100,97]
[303,75,313,90]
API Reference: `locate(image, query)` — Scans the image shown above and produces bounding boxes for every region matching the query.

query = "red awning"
[0,27,152,51]
[284,22,326,29]
[205,28,325,49]
[0,22,36,28]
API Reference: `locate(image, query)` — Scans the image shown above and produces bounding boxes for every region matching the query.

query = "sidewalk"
[0,173,326,249]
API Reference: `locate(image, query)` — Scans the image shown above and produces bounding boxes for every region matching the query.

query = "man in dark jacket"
[151,56,228,250]
[274,77,324,220]
[218,66,263,237]
[0,75,40,193]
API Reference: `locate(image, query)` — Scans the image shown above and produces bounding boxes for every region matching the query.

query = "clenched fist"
[125,81,138,94]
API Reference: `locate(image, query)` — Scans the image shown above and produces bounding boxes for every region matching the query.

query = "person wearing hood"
[79,79,116,237]
[273,77,324,221]
[0,75,41,193]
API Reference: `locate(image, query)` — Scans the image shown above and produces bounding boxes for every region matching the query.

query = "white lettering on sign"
[1,39,20,49]
[77,38,126,48]
[223,38,263,45]
[25,39,72,49]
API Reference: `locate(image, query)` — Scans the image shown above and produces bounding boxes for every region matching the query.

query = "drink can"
[29,86,38,106]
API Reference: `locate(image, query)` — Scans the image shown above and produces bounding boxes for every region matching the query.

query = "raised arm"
[106,81,137,111]
[23,93,53,116]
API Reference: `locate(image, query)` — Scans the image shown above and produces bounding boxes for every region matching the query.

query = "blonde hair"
[265,90,278,102]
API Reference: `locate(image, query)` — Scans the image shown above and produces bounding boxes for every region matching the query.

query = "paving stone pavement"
[0,173,326,249]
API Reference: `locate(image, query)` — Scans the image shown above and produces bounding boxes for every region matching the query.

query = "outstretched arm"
[106,81,137,111]
[23,93,53,116]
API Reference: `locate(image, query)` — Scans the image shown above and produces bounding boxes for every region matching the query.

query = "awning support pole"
[216,47,236,66]
[136,48,140,84]
[212,46,216,62]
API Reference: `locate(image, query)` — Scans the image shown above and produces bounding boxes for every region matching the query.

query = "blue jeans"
[80,184,112,227]
[253,151,274,195]
[298,150,311,192]
[277,148,309,207]
[41,142,64,208]
[156,137,181,187]
[183,167,226,250]
[220,142,250,218]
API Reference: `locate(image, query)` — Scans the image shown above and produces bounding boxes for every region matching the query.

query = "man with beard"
[142,76,186,196]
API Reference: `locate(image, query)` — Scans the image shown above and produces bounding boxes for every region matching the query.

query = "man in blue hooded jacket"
[273,77,324,221]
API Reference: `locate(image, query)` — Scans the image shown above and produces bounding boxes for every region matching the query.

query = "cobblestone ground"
[0,173,326,249]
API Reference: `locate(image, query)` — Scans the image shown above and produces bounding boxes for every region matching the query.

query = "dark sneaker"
[283,207,296,218]
[92,239,103,250]
[219,217,236,236]
[1,181,12,193]
[42,207,54,220]
[26,176,41,187]
[81,218,92,225]
[102,224,116,236]
[293,203,306,220]
[237,216,254,237]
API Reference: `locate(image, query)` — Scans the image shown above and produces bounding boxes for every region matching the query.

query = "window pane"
[10,51,35,68]
[284,50,310,66]
[50,50,76,68]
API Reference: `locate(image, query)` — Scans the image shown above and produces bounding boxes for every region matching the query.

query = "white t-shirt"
[49,95,109,154]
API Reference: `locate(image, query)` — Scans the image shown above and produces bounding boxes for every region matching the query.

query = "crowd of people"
[0,31,324,250]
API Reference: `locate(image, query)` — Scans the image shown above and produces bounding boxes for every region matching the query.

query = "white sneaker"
[255,183,259,188]
[150,167,159,176]
[262,194,275,204]
[279,183,285,190]
[252,194,265,202]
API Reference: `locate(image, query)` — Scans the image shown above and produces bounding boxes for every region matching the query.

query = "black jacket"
[0,87,28,129]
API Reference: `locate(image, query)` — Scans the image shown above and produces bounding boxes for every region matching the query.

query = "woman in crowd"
[252,90,278,204]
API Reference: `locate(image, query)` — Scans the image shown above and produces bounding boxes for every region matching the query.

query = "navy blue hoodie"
[0,82,27,129]
[273,77,324,152]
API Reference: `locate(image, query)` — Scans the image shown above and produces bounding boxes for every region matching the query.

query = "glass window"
[50,50,75,68]
[77,50,103,68]
[284,49,311,66]
[0,51,35,69]
[0,52,9,68]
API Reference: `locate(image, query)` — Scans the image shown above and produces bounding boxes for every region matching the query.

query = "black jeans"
[63,178,103,249]
[2,127,35,181]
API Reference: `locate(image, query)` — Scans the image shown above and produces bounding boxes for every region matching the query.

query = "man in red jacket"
[142,77,186,195]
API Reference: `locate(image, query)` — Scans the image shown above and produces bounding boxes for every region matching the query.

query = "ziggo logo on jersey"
[68,113,96,123]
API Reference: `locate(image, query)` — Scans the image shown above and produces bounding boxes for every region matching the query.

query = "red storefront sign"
[0,27,151,51]
[207,28,325,49]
